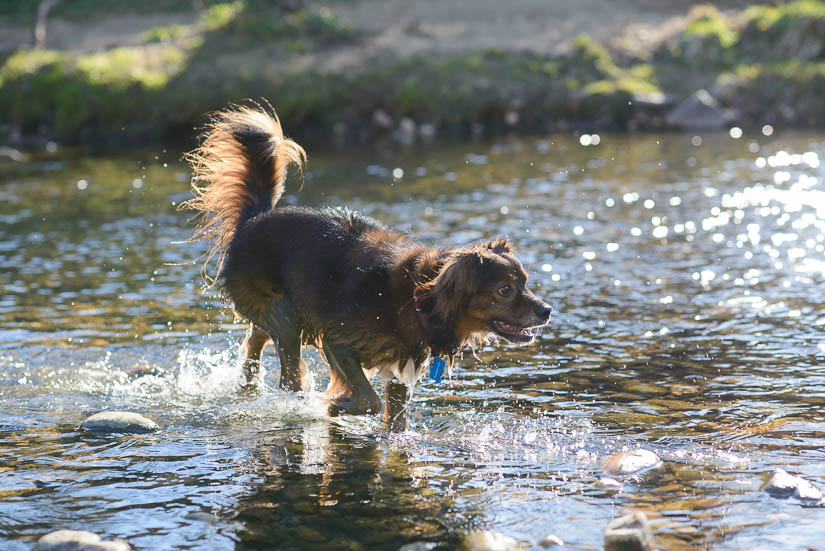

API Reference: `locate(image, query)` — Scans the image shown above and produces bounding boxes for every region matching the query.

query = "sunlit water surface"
[2,132,825,550]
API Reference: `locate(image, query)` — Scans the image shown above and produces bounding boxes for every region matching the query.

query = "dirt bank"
[1,0,822,146]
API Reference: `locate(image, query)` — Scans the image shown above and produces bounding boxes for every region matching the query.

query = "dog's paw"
[325,393,383,416]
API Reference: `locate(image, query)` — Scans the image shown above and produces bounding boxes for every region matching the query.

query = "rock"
[602,449,662,476]
[399,543,437,551]
[630,91,674,112]
[538,533,565,547]
[81,412,158,434]
[184,512,220,525]
[765,468,800,497]
[34,530,130,551]
[764,468,824,503]
[418,123,437,139]
[463,530,517,551]
[794,477,824,502]
[399,118,416,135]
[604,512,656,551]
[296,525,326,542]
[594,477,624,491]
[664,89,737,131]
[372,109,393,130]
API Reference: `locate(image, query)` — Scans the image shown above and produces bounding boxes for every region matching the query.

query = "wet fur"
[184,103,551,430]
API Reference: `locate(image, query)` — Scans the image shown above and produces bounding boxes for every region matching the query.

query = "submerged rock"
[399,543,437,551]
[594,477,624,491]
[764,468,824,504]
[602,449,662,476]
[538,533,565,547]
[463,530,517,551]
[81,412,159,434]
[664,89,736,131]
[34,530,131,551]
[604,512,656,551]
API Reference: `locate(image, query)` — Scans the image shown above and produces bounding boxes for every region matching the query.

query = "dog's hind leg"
[241,324,271,382]
[257,298,306,392]
[383,380,409,431]
[322,342,382,416]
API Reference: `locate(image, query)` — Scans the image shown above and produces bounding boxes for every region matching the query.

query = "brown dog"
[184,103,551,430]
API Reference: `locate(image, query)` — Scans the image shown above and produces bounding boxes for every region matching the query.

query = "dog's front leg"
[383,380,409,432]
[322,342,382,416]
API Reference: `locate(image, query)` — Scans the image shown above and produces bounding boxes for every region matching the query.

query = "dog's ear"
[415,249,484,353]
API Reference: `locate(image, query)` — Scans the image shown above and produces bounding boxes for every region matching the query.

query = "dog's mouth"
[489,320,537,343]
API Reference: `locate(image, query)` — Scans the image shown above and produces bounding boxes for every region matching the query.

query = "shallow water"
[2,132,825,550]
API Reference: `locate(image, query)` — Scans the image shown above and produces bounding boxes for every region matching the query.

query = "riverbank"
[1,0,824,147]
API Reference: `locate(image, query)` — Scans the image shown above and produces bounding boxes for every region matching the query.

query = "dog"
[184,103,552,430]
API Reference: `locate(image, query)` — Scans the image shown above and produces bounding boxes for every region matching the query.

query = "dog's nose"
[536,303,553,321]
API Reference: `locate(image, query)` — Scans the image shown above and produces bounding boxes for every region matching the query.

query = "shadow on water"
[2,131,825,549]
[233,423,461,551]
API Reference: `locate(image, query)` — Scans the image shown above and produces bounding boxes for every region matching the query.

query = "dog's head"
[415,239,552,355]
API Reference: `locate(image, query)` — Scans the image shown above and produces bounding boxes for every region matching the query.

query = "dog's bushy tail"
[183,102,306,283]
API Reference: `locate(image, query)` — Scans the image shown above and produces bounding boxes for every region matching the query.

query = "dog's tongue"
[496,321,532,337]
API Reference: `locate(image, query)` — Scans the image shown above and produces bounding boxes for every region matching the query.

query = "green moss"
[684,6,738,49]
[722,61,825,125]
[198,3,355,55]
[741,1,825,61]
[659,6,739,69]
[198,1,244,31]
[141,24,185,44]
[0,46,186,135]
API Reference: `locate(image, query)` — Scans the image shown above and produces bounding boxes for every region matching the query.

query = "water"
[2,132,824,550]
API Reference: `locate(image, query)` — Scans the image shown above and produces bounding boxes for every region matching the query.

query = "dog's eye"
[497,284,512,297]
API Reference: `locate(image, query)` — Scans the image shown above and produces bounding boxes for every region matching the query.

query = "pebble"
[81,411,159,434]
[765,468,824,503]
[538,533,565,547]
[463,530,517,551]
[602,449,662,476]
[34,530,131,551]
[604,512,656,551]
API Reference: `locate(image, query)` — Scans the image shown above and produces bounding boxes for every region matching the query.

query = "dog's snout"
[536,303,553,321]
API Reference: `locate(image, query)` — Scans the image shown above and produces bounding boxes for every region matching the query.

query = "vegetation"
[2,0,825,144]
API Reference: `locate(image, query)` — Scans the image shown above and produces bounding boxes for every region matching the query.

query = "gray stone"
[34,530,130,551]
[602,449,662,476]
[604,512,656,551]
[664,89,737,131]
[538,533,564,547]
[81,411,158,434]
[765,468,824,503]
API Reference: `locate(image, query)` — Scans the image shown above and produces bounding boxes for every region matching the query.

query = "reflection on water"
[1,132,825,550]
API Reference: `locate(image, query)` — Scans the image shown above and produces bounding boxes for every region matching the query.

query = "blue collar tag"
[429,356,446,383]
